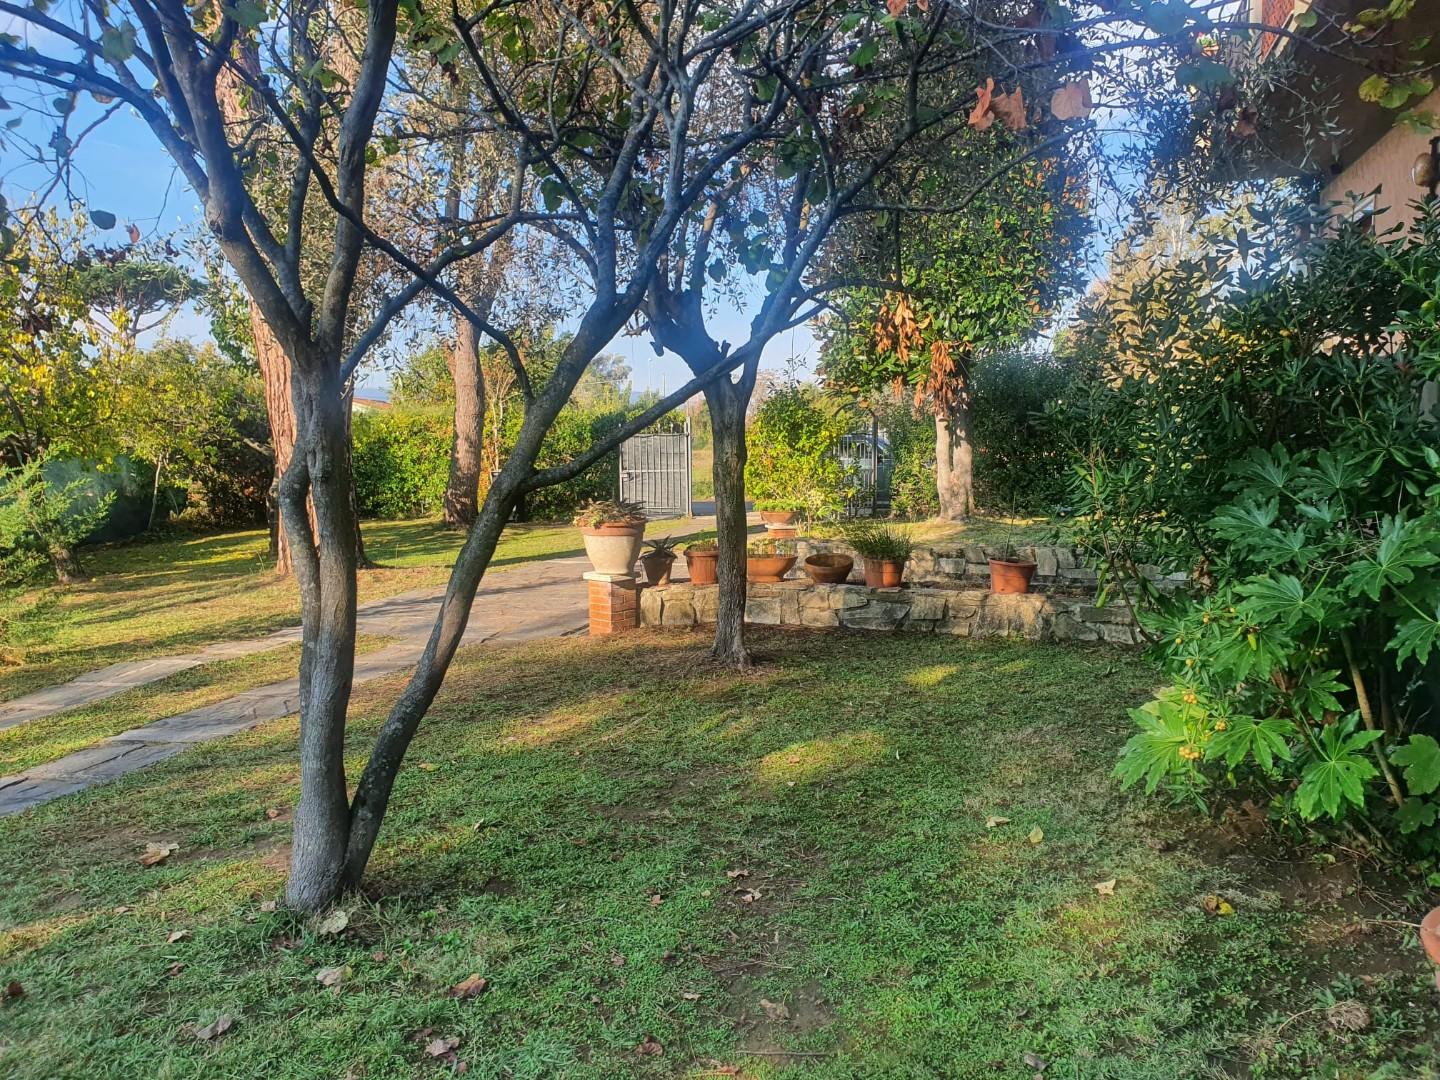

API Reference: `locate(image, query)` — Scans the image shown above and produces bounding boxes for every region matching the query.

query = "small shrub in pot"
[575,498,647,576]
[683,539,719,585]
[844,522,913,588]
[639,535,678,586]
[746,537,798,583]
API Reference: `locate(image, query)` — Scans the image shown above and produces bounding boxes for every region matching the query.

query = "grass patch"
[0,629,1433,1078]
[0,514,700,703]
[0,635,392,775]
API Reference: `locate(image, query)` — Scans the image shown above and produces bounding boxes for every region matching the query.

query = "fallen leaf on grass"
[649,894,663,907]
[985,816,1010,829]
[759,998,791,1021]
[447,974,488,999]
[1027,826,1044,845]
[1201,894,1235,917]
[264,808,282,820]
[316,909,349,936]
[425,1035,459,1058]
[610,952,627,967]
[316,966,348,988]
[736,888,762,903]
[635,1033,664,1056]
[166,930,191,944]
[259,900,278,913]
[166,963,184,978]
[681,991,701,1001]
[1023,1050,1048,1070]
[140,842,178,867]
[4,980,22,1001]
[417,762,439,772]
[725,868,750,880]
[1094,879,1116,897]
[195,1014,233,1041]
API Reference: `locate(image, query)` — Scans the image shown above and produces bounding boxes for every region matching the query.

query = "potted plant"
[1423,906,1440,990]
[756,498,804,527]
[683,539,719,585]
[574,498,646,576]
[988,538,1037,595]
[639,536,677,586]
[746,537,797,583]
[803,551,854,584]
[844,521,912,588]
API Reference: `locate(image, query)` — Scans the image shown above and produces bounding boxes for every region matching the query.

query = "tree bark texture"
[253,304,306,574]
[444,317,486,529]
[935,395,975,521]
[704,379,750,669]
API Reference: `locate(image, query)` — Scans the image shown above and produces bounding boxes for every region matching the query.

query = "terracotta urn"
[1422,906,1440,988]
[639,551,675,587]
[685,548,719,585]
[989,557,1037,594]
[746,554,797,583]
[863,557,904,589]
[804,553,853,585]
[758,509,799,526]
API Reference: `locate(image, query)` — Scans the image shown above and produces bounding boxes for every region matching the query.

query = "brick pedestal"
[585,571,640,635]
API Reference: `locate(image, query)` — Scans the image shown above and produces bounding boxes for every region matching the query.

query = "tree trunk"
[254,302,303,574]
[444,318,485,529]
[147,453,165,532]
[282,372,361,912]
[935,397,975,521]
[704,380,750,668]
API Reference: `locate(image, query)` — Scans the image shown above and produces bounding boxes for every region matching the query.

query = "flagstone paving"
[0,553,595,815]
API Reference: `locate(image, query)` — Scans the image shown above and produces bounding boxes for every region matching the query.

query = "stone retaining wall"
[792,538,1185,591]
[639,580,1143,644]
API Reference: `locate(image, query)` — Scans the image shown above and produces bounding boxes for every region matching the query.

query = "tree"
[819,146,1087,520]
[0,0,1408,910]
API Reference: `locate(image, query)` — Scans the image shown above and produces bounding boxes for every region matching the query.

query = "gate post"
[585,571,641,635]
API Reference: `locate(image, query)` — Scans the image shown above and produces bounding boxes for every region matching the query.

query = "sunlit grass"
[0,629,1431,1078]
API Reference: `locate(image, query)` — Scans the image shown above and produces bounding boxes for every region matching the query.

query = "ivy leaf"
[226,0,266,27]
[1391,734,1440,796]
[100,23,136,63]
[849,39,879,67]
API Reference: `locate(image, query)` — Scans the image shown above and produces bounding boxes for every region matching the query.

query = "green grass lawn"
[0,514,702,703]
[0,629,1433,1078]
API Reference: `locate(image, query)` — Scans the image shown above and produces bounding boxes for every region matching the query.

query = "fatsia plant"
[1073,204,1440,855]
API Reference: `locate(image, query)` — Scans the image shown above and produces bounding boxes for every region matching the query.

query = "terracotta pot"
[685,549,719,585]
[804,553,854,585]
[580,522,645,576]
[639,552,675,587]
[758,509,799,525]
[746,554,797,583]
[766,525,799,540]
[863,557,904,589]
[1422,906,1440,967]
[989,558,1037,594]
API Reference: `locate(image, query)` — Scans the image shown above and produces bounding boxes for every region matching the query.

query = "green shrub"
[971,349,1077,514]
[843,520,914,562]
[352,407,451,519]
[0,458,114,585]
[1059,199,1440,854]
[745,382,852,518]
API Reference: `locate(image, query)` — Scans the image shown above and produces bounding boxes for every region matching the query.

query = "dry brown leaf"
[985,816,1010,829]
[635,1033,664,1056]
[969,77,996,130]
[425,1035,460,1058]
[992,85,1027,130]
[259,900,278,913]
[1027,826,1044,845]
[759,998,791,1021]
[126,222,142,244]
[737,888,762,903]
[1094,879,1117,897]
[166,930,191,944]
[649,894,663,907]
[1050,80,1094,121]
[195,1014,233,1041]
[886,0,907,15]
[448,974,488,999]
[264,808,282,820]
[1201,894,1235,917]
[610,952,627,967]
[315,965,348,988]
[417,762,438,772]
[725,868,750,880]
[140,842,178,867]
[681,991,701,1001]
[316,909,349,936]
[165,962,184,978]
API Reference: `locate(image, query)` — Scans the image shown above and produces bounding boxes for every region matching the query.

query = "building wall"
[1322,89,1440,234]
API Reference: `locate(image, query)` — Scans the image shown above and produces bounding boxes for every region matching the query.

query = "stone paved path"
[0,553,593,815]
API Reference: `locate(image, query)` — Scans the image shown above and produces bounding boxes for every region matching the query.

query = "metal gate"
[837,427,893,517]
[619,425,692,518]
